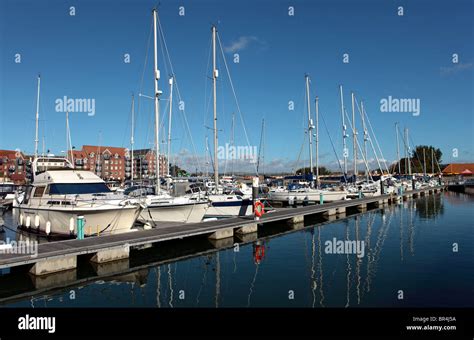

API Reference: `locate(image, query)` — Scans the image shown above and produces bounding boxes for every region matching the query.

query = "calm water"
[0,192,473,308]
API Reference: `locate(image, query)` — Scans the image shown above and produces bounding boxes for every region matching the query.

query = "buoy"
[254,201,264,218]
[34,215,40,228]
[46,221,51,235]
[69,217,75,234]
[26,216,31,228]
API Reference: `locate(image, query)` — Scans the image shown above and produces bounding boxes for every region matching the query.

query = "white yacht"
[0,181,18,209]
[139,195,209,224]
[346,180,382,198]
[268,183,347,204]
[13,157,141,237]
[186,180,253,219]
[125,10,210,226]
[205,194,253,219]
[125,186,210,224]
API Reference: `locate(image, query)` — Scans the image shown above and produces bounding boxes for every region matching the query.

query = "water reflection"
[0,193,472,308]
[416,193,444,219]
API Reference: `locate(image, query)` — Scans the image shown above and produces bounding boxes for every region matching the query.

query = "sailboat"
[203,25,253,219]
[268,75,347,204]
[134,9,209,225]
[13,75,141,236]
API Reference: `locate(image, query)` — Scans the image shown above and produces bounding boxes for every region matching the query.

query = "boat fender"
[69,217,75,234]
[34,215,40,228]
[26,215,31,228]
[46,221,51,235]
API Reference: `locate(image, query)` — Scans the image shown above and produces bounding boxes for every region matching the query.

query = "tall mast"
[96,132,102,177]
[153,9,162,194]
[423,148,427,176]
[167,76,173,180]
[130,94,135,183]
[395,122,401,174]
[261,118,265,176]
[257,118,265,176]
[315,96,319,188]
[361,101,368,182]
[231,112,235,177]
[66,111,74,165]
[212,25,219,194]
[305,74,314,178]
[66,111,69,161]
[339,85,347,177]
[34,74,41,160]
[205,136,210,178]
[351,92,357,177]
[405,128,411,175]
[431,148,434,174]
[42,136,45,158]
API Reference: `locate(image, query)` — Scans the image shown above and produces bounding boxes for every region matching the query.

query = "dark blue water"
[1,192,472,308]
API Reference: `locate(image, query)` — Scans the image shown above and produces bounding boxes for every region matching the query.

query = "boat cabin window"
[49,183,111,195]
[0,184,16,193]
[33,186,46,197]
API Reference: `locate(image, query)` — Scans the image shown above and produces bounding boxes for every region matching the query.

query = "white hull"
[139,201,209,224]
[268,190,347,203]
[13,205,140,236]
[205,196,253,218]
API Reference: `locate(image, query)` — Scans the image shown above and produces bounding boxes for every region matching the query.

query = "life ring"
[254,201,264,217]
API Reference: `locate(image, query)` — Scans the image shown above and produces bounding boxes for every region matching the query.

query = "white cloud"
[223,36,263,53]
[440,62,473,76]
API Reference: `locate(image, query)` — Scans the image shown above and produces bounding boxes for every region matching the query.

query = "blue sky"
[0,0,473,173]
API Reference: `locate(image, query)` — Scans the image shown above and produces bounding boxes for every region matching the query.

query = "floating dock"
[0,186,445,276]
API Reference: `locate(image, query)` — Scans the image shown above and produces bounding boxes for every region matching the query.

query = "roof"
[35,170,104,185]
[442,163,474,175]
[70,150,88,159]
[0,149,25,160]
[82,145,127,157]
[134,148,154,157]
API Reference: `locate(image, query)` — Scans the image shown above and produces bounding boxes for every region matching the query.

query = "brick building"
[0,149,27,184]
[69,146,167,182]
[131,148,168,180]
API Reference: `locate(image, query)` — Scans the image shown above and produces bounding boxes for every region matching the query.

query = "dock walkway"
[0,186,445,274]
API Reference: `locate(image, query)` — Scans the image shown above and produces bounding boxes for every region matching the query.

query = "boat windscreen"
[49,183,111,195]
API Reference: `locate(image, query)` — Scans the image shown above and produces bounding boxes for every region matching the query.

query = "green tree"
[391,145,442,174]
[295,166,332,175]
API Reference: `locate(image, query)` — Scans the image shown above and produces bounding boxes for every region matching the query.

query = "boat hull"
[139,201,210,224]
[268,190,347,203]
[13,205,140,236]
[205,197,253,218]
